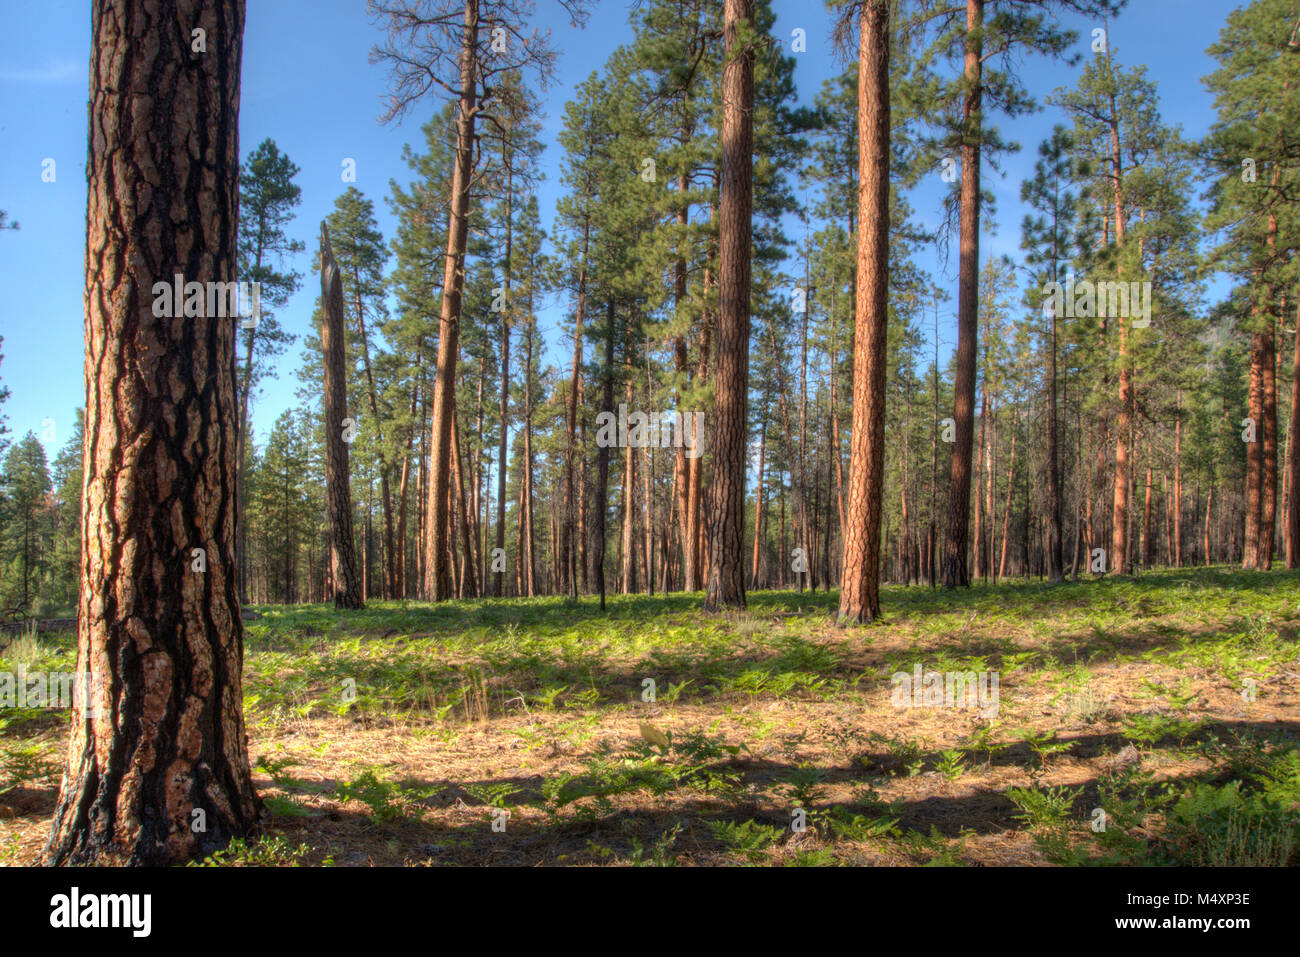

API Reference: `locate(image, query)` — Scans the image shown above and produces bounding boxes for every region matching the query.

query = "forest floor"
[3,566,1299,866]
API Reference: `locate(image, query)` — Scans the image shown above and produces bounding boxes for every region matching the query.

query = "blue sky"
[0,0,1240,462]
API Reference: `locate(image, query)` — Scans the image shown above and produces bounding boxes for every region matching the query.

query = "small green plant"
[1007,784,1084,863]
[464,781,522,809]
[335,769,416,824]
[1121,713,1205,749]
[936,749,967,782]
[1014,727,1072,770]
[899,825,970,866]
[867,732,927,776]
[779,763,828,808]
[254,754,303,788]
[627,823,683,866]
[708,819,783,863]
[0,742,59,793]
[190,836,313,867]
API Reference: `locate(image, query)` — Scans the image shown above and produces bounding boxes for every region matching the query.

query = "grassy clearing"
[2,566,1299,866]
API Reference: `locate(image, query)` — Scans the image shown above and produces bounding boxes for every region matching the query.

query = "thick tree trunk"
[703,0,754,610]
[46,0,260,865]
[838,0,890,624]
[941,0,983,588]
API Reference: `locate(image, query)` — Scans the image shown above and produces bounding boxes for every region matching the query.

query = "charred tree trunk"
[321,224,365,610]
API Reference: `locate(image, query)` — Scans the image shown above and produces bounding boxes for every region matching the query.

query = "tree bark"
[1284,302,1294,564]
[321,224,365,610]
[46,0,261,865]
[1261,314,1278,570]
[424,0,478,601]
[941,0,983,588]
[703,0,754,610]
[1244,326,1265,568]
[838,0,890,624]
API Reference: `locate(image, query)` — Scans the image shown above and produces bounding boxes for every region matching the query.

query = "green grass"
[4,566,1300,866]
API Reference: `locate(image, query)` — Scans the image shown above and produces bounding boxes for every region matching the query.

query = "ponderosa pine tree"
[838,0,891,624]
[704,0,756,611]
[324,188,393,596]
[235,139,303,602]
[45,0,260,865]
[370,0,590,601]
[1204,0,1300,570]
[1020,126,1080,582]
[902,0,1125,587]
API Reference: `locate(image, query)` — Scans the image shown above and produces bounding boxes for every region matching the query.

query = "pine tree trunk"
[321,224,365,610]
[941,0,983,588]
[46,0,260,865]
[1046,281,1064,581]
[752,411,766,588]
[974,386,988,580]
[1261,315,1278,570]
[424,0,478,601]
[838,0,890,624]
[703,0,754,610]
[997,420,1018,581]
[1288,299,1300,568]
[1244,326,1265,568]
[595,302,616,609]
[1174,391,1183,566]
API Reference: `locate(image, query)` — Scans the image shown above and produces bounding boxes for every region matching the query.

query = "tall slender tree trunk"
[1046,269,1063,581]
[1261,314,1278,570]
[424,0,478,601]
[974,386,988,579]
[321,224,364,610]
[752,407,766,588]
[1142,466,1153,568]
[452,408,479,598]
[838,0,890,624]
[351,271,396,599]
[595,302,616,609]
[1244,323,1265,568]
[941,0,983,588]
[703,0,754,610]
[1174,391,1183,567]
[997,419,1018,581]
[1287,300,1300,567]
